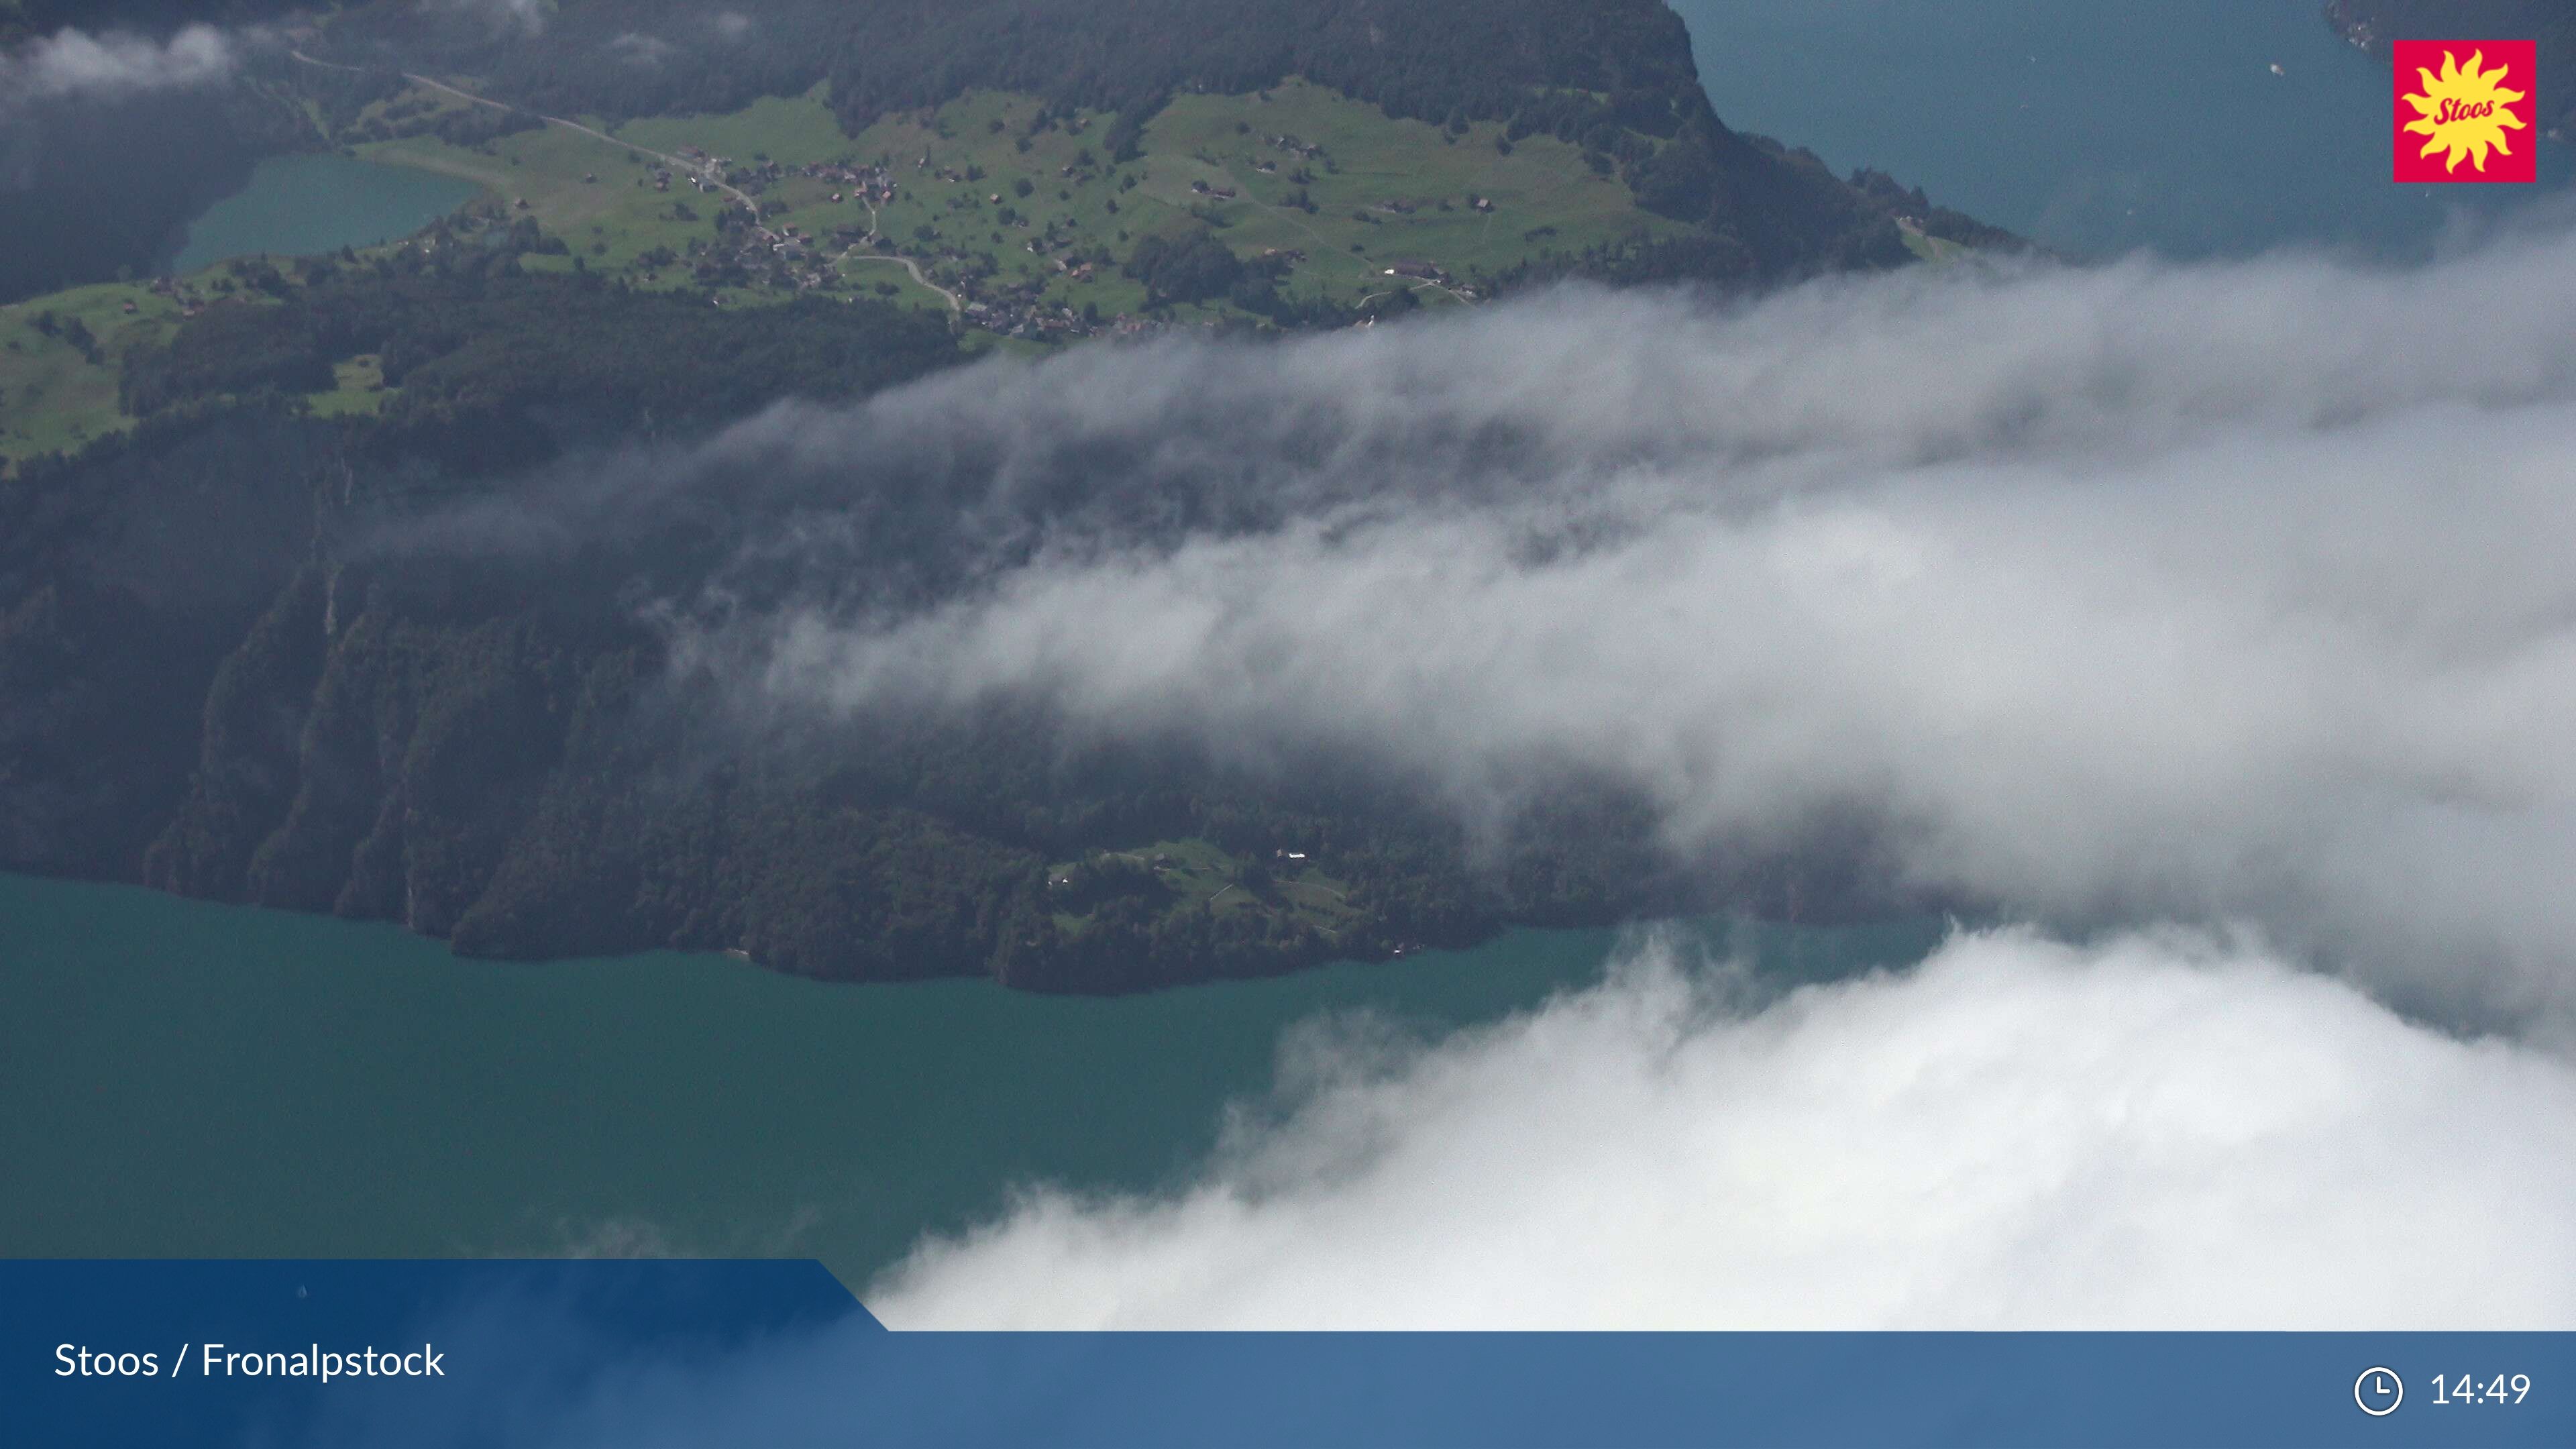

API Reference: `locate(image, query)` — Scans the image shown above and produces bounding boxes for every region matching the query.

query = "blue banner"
[5,1260,2569,1447]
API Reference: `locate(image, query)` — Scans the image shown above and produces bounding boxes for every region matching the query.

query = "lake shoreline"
[166,150,484,276]
[0,868,1947,1280]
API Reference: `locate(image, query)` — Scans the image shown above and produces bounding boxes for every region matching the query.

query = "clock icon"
[2355,1366,2404,1417]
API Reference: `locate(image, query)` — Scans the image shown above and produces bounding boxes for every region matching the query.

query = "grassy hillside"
[1046,837,1369,947]
[3,0,2011,474]
[347,74,1701,332]
[0,282,221,465]
[0,255,423,471]
[0,64,1773,470]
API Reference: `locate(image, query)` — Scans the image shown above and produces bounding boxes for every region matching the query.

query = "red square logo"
[2393,40,2538,182]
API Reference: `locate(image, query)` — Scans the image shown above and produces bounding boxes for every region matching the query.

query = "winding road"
[839,252,961,311]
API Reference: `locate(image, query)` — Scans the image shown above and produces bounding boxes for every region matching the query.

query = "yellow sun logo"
[2400,48,2529,172]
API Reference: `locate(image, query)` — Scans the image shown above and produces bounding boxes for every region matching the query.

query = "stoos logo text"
[2393,40,2537,182]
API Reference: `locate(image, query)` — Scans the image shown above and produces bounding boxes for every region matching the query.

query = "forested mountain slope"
[1,241,1894,991]
[0,0,1962,991]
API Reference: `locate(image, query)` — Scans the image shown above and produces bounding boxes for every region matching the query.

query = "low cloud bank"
[869,928,2576,1329]
[616,223,2576,1022]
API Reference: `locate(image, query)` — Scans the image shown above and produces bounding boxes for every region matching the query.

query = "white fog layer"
[871,929,2576,1329]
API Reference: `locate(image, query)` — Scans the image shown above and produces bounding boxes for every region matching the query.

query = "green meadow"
[4,66,1954,474]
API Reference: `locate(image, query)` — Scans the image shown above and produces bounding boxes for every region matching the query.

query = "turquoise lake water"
[0,873,1945,1282]
[168,152,481,275]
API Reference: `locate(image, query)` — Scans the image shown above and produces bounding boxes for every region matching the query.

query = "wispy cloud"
[425,0,549,40]
[607,32,674,68]
[0,25,236,104]
[530,219,2576,1028]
